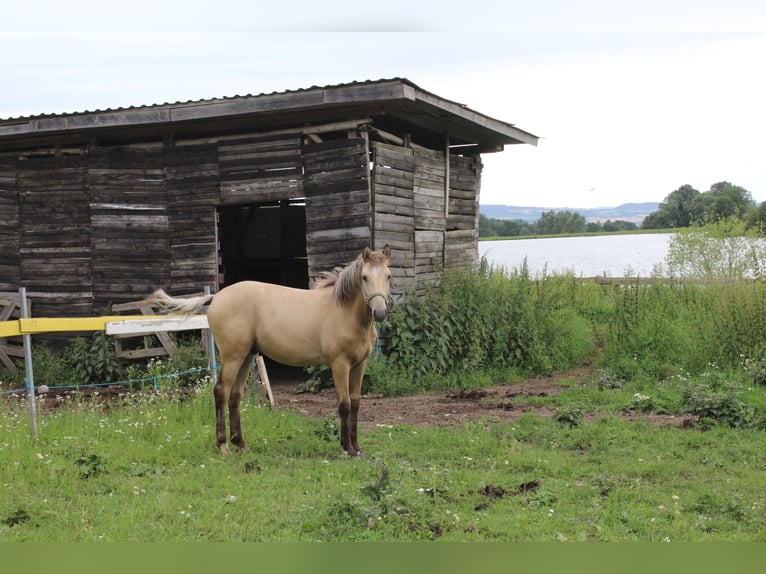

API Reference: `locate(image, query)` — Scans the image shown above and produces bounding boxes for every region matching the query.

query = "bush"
[666,218,766,280]
[378,264,599,393]
[67,332,121,386]
[681,384,755,429]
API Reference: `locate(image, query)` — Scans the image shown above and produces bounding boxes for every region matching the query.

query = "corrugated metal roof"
[0,78,538,149]
[0,78,424,122]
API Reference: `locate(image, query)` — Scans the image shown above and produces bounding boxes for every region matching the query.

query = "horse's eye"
[362,275,368,282]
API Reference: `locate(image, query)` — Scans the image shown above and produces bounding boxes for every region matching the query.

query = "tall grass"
[604,278,766,379]
[366,261,766,400]
[362,262,766,431]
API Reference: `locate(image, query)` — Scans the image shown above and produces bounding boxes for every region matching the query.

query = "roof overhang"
[0,78,538,152]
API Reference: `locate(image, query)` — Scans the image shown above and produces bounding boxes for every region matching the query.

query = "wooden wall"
[219,133,303,205]
[0,160,18,292]
[370,142,415,290]
[90,144,169,310]
[166,142,219,293]
[304,138,371,274]
[17,156,92,317]
[372,141,482,293]
[447,154,483,270]
[0,125,484,318]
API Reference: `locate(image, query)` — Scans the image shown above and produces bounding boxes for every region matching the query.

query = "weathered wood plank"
[303,138,372,278]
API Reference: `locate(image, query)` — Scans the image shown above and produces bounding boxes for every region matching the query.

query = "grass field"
[4,266,766,543]
[2,376,764,542]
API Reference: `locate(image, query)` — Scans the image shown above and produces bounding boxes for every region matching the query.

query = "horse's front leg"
[348,359,367,457]
[330,360,359,457]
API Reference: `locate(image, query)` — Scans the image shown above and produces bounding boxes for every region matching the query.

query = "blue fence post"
[205,285,217,384]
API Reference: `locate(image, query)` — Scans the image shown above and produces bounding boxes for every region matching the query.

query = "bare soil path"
[268,364,691,430]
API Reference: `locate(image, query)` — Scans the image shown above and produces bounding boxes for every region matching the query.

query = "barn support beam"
[444,133,450,266]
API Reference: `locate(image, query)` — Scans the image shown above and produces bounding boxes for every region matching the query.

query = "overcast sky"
[2,1,765,208]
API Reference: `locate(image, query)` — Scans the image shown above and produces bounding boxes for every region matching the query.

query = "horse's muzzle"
[367,294,389,322]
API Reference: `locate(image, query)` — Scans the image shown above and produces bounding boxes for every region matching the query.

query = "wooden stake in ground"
[255,354,275,407]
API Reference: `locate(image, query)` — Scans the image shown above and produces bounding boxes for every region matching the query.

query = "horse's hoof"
[217,443,232,455]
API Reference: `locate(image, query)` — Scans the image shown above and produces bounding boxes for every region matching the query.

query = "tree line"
[480,211,637,237]
[642,181,763,230]
[480,181,762,238]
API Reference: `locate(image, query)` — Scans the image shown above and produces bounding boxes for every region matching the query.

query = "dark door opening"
[217,199,308,289]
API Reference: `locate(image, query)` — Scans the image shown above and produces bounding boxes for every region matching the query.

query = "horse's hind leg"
[215,353,250,455]
[213,374,232,455]
[228,353,253,452]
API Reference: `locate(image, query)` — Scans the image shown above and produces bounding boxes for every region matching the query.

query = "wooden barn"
[0,78,537,318]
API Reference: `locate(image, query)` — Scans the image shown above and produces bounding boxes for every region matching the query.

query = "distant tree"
[479,215,533,237]
[601,220,638,232]
[643,182,755,229]
[536,210,587,234]
[498,218,533,236]
[706,181,755,220]
[642,184,700,229]
[586,222,601,233]
[754,202,766,231]
[479,214,499,237]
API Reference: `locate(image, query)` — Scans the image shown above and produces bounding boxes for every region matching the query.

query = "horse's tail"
[145,288,213,315]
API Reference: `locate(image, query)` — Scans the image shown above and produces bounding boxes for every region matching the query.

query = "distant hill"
[480,202,659,224]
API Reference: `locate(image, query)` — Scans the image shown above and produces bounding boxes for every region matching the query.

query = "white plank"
[105,315,209,335]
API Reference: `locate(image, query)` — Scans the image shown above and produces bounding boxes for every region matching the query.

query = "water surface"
[479,233,674,277]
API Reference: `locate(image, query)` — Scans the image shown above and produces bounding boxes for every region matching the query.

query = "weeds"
[681,384,757,429]
[553,404,584,428]
[376,265,597,394]
[69,332,121,386]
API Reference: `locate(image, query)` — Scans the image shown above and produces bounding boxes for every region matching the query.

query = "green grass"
[4,270,766,542]
[2,381,765,541]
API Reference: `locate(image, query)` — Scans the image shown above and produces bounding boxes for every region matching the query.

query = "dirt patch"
[268,364,693,430]
[12,363,692,429]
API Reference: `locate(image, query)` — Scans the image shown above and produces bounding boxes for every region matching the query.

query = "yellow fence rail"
[0,315,208,337]
[0,287,244,442]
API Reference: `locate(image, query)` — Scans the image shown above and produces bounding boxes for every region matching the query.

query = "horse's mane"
[317,251,389,304]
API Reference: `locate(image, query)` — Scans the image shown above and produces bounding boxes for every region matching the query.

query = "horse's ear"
[382,244,391,259]
[362,246,372,261]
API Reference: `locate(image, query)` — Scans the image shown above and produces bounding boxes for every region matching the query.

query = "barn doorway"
[217,199,308,289]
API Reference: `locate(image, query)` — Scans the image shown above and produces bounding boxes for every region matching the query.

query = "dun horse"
[146,245,392,457]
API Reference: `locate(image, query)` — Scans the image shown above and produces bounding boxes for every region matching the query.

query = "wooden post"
[255,354,275,407]
[0,293,26,370]
[444,134,451,266]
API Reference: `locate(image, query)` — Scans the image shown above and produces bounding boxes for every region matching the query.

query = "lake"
[479,233,675,277]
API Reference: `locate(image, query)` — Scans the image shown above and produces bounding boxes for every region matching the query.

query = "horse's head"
[360,244,392,322]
